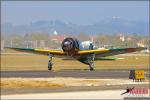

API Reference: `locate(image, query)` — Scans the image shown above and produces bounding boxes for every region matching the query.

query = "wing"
[77,47,146,57]
[5,47,65,57]
[5,47,146,57]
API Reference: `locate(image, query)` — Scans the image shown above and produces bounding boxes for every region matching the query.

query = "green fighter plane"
[6,37,146,71]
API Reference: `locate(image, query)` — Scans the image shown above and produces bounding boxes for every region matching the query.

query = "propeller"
[61,38,79,55]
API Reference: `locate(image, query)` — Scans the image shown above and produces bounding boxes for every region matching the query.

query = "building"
[51,34,65,43]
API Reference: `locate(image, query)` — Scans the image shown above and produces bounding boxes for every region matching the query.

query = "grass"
[1,78,65,89]
[1,78,104,89]
[1,78,149,89]
[1,50,149,71]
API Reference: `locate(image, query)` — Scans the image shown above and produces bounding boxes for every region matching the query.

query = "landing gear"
[89,61,94,71]
[88,54,95,71]
[48,60,53,71]
[48,55,53,71]
[78,54,95,71]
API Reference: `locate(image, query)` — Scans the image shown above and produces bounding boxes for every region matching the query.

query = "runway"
[2,89,150,99]
[2,70,149,99]
[1,90,125,99]
[1,70,149,78]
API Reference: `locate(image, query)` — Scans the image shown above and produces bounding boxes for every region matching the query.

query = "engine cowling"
[61,37,79,56]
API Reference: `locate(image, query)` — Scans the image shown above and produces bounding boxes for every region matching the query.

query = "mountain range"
[1,18,149,36]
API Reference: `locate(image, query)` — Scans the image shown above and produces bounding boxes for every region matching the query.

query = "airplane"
[6,37,146,71]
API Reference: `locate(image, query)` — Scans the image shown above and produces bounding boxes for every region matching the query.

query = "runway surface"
[1,90,125,99]
[1,70,149,78]
[2,89,150,99]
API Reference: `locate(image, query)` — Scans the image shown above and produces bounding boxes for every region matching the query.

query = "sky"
[1,1,149,25]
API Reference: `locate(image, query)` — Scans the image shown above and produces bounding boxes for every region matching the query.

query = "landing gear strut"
[89,61,94,71]
[48,55,53,71]
[88,54,95,71]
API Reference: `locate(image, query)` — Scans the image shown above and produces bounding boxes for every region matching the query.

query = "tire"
[89,64,94,71]
[90,67,94,71]
[48,62,53,71]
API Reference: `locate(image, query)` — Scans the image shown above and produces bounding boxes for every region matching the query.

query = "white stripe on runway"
[1,90,125,99]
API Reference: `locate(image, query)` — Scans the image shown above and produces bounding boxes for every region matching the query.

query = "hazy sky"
[1,1,149,25]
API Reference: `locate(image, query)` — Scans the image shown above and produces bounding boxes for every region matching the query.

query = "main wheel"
[48,61,53,71]
[89,67,94,71]
[89,63,94,71]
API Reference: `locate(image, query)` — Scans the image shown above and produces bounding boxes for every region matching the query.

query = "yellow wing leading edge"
[6,47,146,57]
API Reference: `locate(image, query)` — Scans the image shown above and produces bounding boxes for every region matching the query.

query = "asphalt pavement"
[1,70,149,78]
